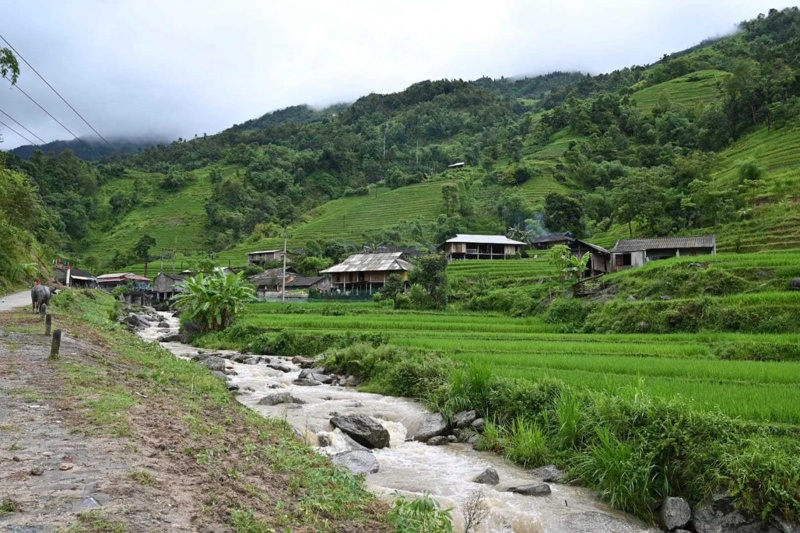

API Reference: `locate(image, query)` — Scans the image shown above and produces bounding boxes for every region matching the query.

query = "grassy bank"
[38,290,391,532]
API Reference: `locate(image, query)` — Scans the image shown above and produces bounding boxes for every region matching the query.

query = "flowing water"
[139,312,655,533]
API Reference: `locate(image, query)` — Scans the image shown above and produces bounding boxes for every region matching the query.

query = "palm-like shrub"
[172,271,255,332]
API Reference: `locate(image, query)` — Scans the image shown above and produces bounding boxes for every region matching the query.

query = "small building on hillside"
[610,235,716,271]
[320,253,413,294]
[247,249,285,266]
[54,264,97,289]
[447,162,466,170]
[151,272,189,303]
[440,234,525,261]
[284,275,331,292]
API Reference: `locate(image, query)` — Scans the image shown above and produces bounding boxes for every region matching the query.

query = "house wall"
[153,275,178,293]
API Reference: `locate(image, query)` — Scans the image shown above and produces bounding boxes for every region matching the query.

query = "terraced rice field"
[631,69,729,111]
[448,258,552,284]
[215,180,451,265]
[241,301,800,425]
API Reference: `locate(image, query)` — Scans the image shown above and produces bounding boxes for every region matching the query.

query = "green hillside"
[631,69,729,111]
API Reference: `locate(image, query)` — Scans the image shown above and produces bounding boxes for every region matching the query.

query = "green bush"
[504,417,549,468]
[544,298,595,330]
[388,494,453,533]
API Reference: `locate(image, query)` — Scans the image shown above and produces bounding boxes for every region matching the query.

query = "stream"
[138,311,655,533]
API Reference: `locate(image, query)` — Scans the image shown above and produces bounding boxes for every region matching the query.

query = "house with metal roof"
[440,234,526,261]
[54,265,97,289]
[320,253,413,294]
[610,235,716,271]
[247,249,285,266]
[151,272,190,303]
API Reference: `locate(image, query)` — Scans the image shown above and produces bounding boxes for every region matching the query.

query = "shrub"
[389,494,454,533]
[504,417,549,468]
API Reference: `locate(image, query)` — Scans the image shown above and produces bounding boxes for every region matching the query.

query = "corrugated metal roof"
[531,233,574,244]
[572,239,610,255]
[611,235,716,253]
[445,234,526,245]
[247,249,282,255]
[97,273,150,282]
[320,253,413,274]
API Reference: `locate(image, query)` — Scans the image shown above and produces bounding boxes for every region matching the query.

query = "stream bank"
[139,310,656,533]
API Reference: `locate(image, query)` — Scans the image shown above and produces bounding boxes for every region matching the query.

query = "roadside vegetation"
[37,289,391,532]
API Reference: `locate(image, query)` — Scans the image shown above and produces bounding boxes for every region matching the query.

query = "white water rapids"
[138,311,656,533]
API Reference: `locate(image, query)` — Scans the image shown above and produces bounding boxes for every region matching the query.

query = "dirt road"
[0,290,31,312]
[0,306,194,531]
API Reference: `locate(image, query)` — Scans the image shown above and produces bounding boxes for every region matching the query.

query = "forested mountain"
[11,136,165,161]
[3,7,800,274]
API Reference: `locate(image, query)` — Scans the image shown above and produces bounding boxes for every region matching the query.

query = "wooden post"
[49,329,62,359]
[39,303,47,321]
[45,314,52,336]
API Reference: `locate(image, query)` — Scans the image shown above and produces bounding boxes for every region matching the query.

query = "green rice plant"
[571,427,656,518]
[504,417,549,468]
[440,360,493,417]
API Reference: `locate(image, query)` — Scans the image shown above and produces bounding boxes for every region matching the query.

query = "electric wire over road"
[0,32,114,151]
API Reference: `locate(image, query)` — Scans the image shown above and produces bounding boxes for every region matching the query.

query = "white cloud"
[0,0,790,149]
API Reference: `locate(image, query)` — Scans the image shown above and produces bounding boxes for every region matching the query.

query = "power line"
[0,117,36,146]
[10,82,95,152]
[0,33,115,151]
[0,108,47,144]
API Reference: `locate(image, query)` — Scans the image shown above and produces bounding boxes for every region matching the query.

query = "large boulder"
[426,436,449,446]
[530,464,567,483]
[267,363,292,373]
[258,393,305,406]
[472,467,499,485]
[158,333,183,343]
[331,450,379,475]
[693,492,775,533]
[299,367,326,379]
[411,413,449,442]
[452,410,478,428]
[199,356,227,372]
[330,415,390,449]
[661,497,691,531]
[507,483,551,496]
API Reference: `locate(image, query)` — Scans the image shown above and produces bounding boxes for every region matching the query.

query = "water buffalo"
[31,285,51,313]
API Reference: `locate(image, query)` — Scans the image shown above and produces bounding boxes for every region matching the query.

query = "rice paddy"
[241,293,800,424]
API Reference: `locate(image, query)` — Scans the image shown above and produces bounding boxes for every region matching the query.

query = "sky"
[0,1,791,149]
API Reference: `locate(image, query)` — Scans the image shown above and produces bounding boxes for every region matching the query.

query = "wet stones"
[507,483,551,496]
[452,410,478,428]
[530,464,567,483]
[426,436,450,446]
[292,356,318,368]
[411,413,449,442]
[473,467,499,485]
[258,392,305,406]
[331,450,380,475]
[330,415,390,449]
[199,356,226,372]
[661,497,691,531]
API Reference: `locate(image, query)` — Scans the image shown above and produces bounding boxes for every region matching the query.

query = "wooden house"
[151,272,189,303]
[320,253,412,294]
[249,267,297,298]
[610,235,716,271]
[96,273,151,306]
[284,276,331,292]
[530,232,574,250]
[440,234,525,261]
[247,249,285,266]
[54,265,97,289]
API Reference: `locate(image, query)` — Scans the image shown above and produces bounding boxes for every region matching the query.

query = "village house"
[151,272,189,303]
[96,273,151,306]
[249,267,297,299]
[53,263,97,289]
[610,235,717,271]
[247,249,285,266]
[440,234,525,261]
[320,252,412,294]
[530,234,611,278]
[284,275,331,292]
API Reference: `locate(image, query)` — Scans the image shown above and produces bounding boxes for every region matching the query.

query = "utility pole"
[281,229,288,303]
[383,124,387,160]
